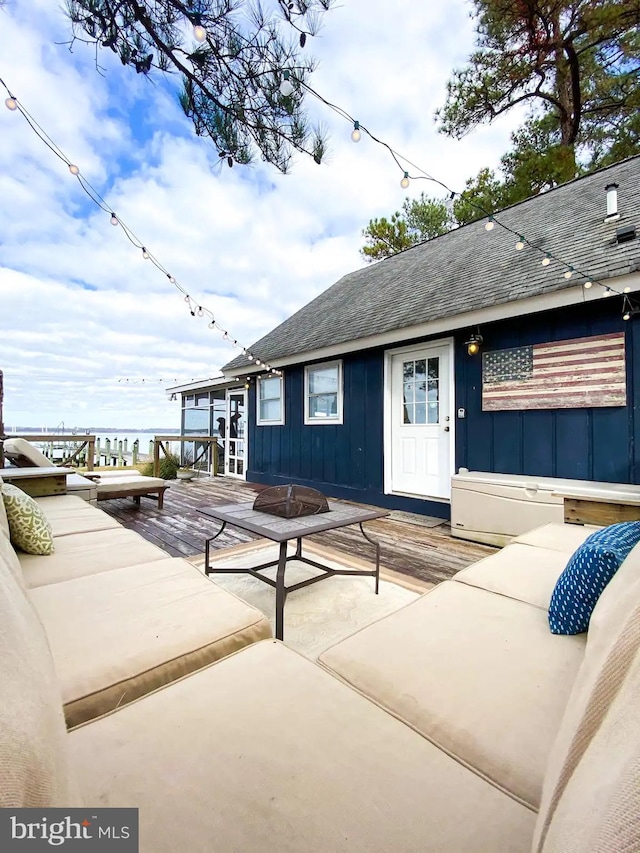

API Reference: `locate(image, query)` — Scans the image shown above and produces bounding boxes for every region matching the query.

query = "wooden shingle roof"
[224,156,640,372]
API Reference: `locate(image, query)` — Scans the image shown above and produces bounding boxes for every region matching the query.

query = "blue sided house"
[169,156,640,522]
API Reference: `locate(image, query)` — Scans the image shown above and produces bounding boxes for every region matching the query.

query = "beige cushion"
[19,527,167,588]
[452,543,570,609]
[30,558,272,727]
[95,475,165,495]
[0,528,23,586]
[0,535,75,807]
[535,542,640,849]
[2,482,54,555]
[34,496,121,537]
[3,437,53,467]
[512,523,601,554]
[69,641,536,852]
[319,582,586,809]
[88,469,147,478]
[535,601,640,853]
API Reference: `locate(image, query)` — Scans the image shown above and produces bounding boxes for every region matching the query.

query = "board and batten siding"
[455,299,640,485]
[247,297,640,518]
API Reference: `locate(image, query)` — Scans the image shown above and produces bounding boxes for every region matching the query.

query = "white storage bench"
[450,469,640,546]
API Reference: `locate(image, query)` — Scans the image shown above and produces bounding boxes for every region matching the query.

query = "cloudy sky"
[0,0,524,430]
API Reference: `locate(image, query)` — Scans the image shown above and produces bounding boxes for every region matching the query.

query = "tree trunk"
[551,8,577,179]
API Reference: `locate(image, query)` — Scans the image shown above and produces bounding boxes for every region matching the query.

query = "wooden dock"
[99,476,497,588]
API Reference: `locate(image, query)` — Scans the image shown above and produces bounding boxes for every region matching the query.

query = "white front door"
[388,342,453,499]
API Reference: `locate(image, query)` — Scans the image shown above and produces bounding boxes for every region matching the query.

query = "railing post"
[153,438,160,477]
[87,437,95,471]
[132,439,139,465]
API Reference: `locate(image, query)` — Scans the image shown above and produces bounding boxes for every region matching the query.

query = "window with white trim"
[304,361,343,424]
[257,375,284,425]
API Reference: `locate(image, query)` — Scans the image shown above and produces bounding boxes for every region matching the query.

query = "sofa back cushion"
[0,549,75,807]
[0,527,24,586]
[534,544,640,851]
[535,599,640,852]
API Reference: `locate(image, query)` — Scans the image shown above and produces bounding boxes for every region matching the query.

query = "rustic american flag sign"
[482,332,626,411]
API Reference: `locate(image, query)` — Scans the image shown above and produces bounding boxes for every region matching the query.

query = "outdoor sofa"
[1,473,638,852]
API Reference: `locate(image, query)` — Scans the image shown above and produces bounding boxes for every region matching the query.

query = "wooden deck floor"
[99,476,498,588]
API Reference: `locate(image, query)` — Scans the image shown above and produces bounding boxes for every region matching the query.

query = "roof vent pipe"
[605,183,619,220]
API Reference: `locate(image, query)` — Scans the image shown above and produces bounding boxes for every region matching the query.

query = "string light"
[197,306,204,317]
[1,68,634,344]
[193,23,207,42]
[280,70,294,96]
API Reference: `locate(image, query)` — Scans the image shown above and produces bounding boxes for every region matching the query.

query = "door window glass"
[403,357,439,424]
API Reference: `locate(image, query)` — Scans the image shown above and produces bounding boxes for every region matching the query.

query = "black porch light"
[465,333,483,356]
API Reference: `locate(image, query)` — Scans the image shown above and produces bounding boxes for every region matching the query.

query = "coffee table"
[199,500,389,640]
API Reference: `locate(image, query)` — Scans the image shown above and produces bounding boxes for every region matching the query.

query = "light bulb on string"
[208,321,215,329]
[248,354,254,362]
[68,163,80,176]
[4,96,17,111]
[197,306,204,317]
[142,247,149,260]
[167,274,175,283]
[484,217,495,232]
[110,213,118,226]
[603,287,612,297]
[624,287,631,293]
[193,23,207,42]
[351,121,361,143]
[624,309,631,321]
[583,280,593,289]
[280,70,294,96]
[563,268,573,279]
[400,171,410,189]
[542,254,551,266]
[184,295,190,303]
[515,237,525,251]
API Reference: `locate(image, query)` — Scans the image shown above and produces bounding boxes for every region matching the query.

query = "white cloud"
[0,0,519,429]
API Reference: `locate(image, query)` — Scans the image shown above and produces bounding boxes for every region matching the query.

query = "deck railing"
[152,435,220,477]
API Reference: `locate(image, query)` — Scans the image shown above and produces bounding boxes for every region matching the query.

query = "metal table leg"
[204,521,227,574]
[275,540,288,641]
[359,522,381,594]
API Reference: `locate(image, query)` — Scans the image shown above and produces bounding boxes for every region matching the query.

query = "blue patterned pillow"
[548,522,640,635]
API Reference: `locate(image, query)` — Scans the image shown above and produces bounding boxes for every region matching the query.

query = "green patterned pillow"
[1,483,54,556]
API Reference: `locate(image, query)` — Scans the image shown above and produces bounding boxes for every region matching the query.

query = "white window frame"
[256,375,285,426]
[304,360,344,425]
